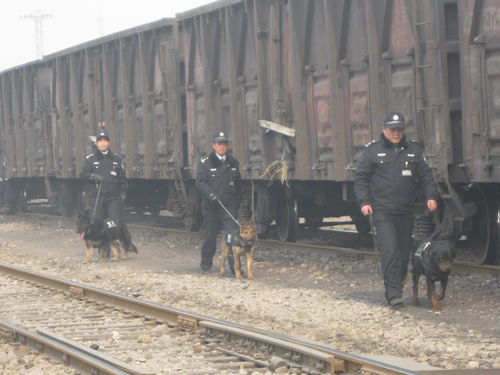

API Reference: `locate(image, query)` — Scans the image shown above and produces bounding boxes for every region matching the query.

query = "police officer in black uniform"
[354,112,438,307]
[196,131,242,273]
[80,130,127,228]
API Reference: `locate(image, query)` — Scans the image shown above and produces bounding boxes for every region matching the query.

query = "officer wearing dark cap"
[80,130,127,230]
[354,112,438,307]
[195,130,242,273]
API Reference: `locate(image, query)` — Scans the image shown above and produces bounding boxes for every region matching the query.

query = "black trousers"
[201,205,238,270]
[373,211,414,303]
[88,196,123,224]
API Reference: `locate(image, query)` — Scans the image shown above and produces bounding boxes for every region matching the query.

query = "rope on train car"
[260,160,289,186]
[259,131,293,186]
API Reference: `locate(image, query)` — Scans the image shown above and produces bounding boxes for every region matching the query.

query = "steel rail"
[2,262,496,375]
[0,319,132,375]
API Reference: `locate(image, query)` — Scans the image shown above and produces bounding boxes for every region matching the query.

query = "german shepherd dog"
[220,221,257,279]
[76,210,138,263]
[412,239,454,311]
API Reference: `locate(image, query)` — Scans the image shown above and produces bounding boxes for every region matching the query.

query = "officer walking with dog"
[80,130,127,228]
[196,131,242,274]
[354,112,438,307]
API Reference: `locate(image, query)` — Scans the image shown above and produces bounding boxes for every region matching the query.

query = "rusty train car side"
[0,19,197,222]
[1,0,500,264]
[177,0,500,264]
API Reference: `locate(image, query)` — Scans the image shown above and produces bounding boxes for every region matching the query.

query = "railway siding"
[0,216,499,372]
[0,262,444,374]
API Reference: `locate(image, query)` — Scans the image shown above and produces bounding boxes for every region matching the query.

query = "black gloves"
[91,173,104,182]
[208,192,218,202]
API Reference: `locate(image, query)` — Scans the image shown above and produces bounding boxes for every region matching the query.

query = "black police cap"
[384,112,405,129]
[212,131,229,143]
[96,131,109,141]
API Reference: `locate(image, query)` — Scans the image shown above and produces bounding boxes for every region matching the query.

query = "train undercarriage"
[1,177,499,265]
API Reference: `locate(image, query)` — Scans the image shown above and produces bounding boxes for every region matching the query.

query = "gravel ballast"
[0,216,499,373]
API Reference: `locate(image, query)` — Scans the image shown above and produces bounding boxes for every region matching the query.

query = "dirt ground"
[0,214,499,371]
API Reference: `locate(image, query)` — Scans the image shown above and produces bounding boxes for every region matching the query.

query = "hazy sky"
[0,0,213,71]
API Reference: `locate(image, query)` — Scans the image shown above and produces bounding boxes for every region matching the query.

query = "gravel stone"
[0,216,499,373]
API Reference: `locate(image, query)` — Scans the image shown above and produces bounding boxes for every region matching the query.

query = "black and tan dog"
[220,221,257,279]
[76,210,138,263]
[412,239,454,311]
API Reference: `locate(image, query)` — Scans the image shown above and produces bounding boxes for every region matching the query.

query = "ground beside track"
[0,214,499,372]
[0,338,76,374]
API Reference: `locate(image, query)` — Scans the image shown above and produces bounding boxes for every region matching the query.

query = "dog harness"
[227,233,254,252]
[414,241,433,270]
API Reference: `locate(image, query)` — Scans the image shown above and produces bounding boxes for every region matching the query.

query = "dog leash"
[368,213,378,252]
[92,179,103,217]
[217,199,241,228]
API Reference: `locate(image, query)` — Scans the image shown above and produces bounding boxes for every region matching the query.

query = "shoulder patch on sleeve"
[365,140,377,148]
[86,154,93,159]
[200,157,208,163]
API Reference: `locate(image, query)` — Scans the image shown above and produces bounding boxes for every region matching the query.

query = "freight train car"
[0,19,202,228]
[1,0,500,265]
[177,0,500,264]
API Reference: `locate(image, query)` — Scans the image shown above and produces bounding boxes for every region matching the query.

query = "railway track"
[16,210,500,278]
[2,261,495,375]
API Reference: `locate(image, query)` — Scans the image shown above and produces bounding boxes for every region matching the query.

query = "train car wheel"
[276,194,298,242]
[465,184,498,264]
[183,214,201,231]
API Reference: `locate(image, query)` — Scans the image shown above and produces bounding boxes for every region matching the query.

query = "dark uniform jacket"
[79,149,127,199]
[354,134,438,214]
[196,151,242,210]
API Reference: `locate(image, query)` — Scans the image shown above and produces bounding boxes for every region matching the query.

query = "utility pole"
[20,10,53,60]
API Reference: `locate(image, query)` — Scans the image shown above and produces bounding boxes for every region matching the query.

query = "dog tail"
[120,224,138,253]
[120,223,132,243]
[128,242,139,253]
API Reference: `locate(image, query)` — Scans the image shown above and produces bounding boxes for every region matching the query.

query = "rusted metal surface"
[178,0,456,182]
[0,19,181,180]
[0,0,499,182]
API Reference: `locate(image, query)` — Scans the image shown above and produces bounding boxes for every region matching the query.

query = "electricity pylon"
[20,10,53,60]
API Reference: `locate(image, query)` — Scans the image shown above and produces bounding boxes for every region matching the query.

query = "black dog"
[412,239,454,311]
[76,210,138,263]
